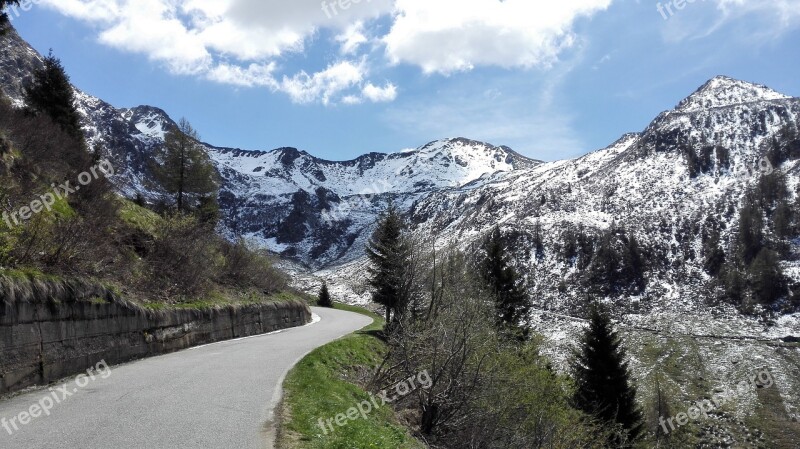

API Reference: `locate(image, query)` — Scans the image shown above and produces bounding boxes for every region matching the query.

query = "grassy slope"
[116,199,305,310]
[1,199,306,311]
[277,303,425,449]
[630,332,800,448]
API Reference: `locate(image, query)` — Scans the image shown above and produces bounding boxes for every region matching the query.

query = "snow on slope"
[318,77,800,321]
[676,75,791,113]
[209,138,538,198]
[210,138,539,266]
[3,26,800,442]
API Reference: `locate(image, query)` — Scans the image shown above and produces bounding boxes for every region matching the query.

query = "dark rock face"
[0,276,311,395]
[0,28,41,102]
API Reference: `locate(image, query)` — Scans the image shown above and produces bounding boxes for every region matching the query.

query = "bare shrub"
[376,248,604,448]
[145,214,221,297]
[218,237,288,294]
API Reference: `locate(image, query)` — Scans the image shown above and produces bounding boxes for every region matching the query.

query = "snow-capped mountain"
[211,138,538,265]
[3,26,800,443]
[4,26,800,311]
[0,29,538,267]
[400,75,800,312]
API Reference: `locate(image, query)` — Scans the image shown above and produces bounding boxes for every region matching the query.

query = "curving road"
[0,306,372,449]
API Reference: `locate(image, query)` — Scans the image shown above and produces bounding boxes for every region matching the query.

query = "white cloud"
[39,0,395,104]
[38,0,615,101]
[383,0,613,74]
[206,62,278,87]
[336,22,369,55]
[341,95,363,105]
[362,82,398,102]
[280,60,366,105]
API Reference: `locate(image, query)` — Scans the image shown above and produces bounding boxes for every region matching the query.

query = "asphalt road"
[0,306,372,449]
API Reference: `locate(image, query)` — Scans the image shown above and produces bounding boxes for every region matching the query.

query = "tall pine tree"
[366,204,411,324]
[572,303,643,447]
[24,50,84,142]
[318,281,333,308]
[480,227,531,338]
[152,118,217,213]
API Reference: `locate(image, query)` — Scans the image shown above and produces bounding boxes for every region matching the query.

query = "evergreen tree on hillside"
[23,51,84,141]
[572,303,643,447]
[620,231,646,293]
[721,263,745,305]
[196,194,221,226]
[480,227,531,338]
[749,249,785,304]
[318,281,333,308]
[153,118,217,213]
[738,198,764,265]
[588,230,619,295]
[703,221,726,276]
[366,204,412,324]
[0,1,20,35]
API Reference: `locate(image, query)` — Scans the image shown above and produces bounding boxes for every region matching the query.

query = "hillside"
[2,25,800,447]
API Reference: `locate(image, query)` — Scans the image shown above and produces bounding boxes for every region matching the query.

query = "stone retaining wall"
[0,275,311,395]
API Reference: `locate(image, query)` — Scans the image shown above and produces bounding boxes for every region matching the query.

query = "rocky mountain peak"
[675,75,790,113]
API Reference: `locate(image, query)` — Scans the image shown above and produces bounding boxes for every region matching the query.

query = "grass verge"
[276,303,425,449]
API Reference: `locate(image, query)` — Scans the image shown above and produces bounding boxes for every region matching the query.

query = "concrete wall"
[0,275,311,395]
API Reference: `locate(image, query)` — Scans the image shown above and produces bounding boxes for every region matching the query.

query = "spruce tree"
[703,221,726,276]
[572,303,643,447]
[152,118,217,213]
[749,249,785,304]
[318,281,333,308]
[480,227,531,337]
[588,230,619,295]
[24,50,84,141]
[366,204,411,324]
[620,231,645,293]
[738,198,764,265]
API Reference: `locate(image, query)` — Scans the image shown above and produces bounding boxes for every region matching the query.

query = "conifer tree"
[738,198,764,265]
[318,281,333,308]
[24,50,84,141]
[749,249,785,304]
[588,230,619,295]
[572,303,643,447]
[703,221,726,276]
[366,204,411,324]
[153,118,217,213]
[480,227,531,338]
[621,231,645,293]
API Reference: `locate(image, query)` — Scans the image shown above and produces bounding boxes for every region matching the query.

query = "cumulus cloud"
[336,22,369,55]
[280,60,366,105]
[39,0,393,104]
[383,0,613,74]
[38,0,615,102]
[362,82,398,102]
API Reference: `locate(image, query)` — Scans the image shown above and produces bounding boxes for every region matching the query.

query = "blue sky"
[8,0,800,161]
